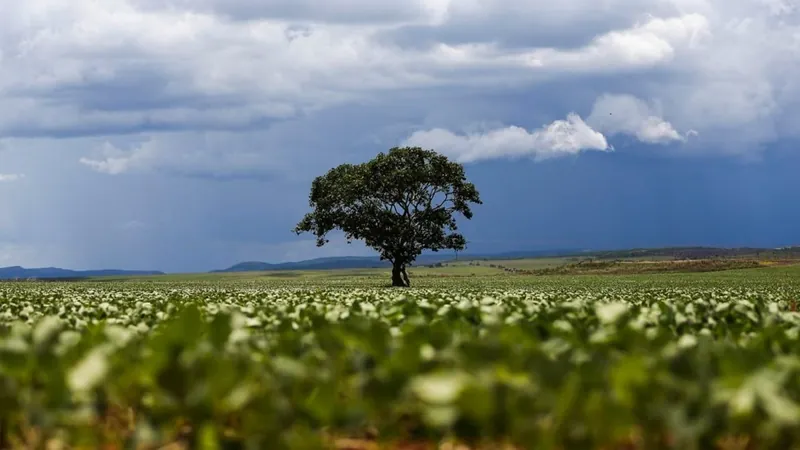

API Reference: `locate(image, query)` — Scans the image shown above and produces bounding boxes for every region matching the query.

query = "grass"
[80,254,800,288]
[442,257,572,270]
[76,258,800,292]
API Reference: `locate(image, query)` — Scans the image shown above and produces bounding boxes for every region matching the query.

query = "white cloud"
[403,113,610,163]
[520,14,711,71]
[0,0,794,176]
[75,106,371,179]
[80,136,289,178]
[757,0,798,16]
[0,174,24,182]
[404,92,698,162]
[0,2,754,137]
[586,94,689,144]
[132,0,450,24]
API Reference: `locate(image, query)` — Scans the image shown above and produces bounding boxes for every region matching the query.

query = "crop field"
[2,266,800,449]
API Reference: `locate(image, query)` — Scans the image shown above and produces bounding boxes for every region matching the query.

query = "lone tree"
[293,146,482,287]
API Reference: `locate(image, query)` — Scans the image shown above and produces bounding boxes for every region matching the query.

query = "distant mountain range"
[0,266,164,281]
[211,249,587,273]
[212,246,800,273]
[1,246,797,280]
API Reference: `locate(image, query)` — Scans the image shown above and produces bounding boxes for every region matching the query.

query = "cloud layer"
[0,0,799,270]
[0,174,24,182]
[586,94,689,144]
[403,93,693,162]
[1,0,795,150]
[404,113,611,163]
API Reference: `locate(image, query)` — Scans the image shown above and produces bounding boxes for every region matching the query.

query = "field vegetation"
[1,264,800,448]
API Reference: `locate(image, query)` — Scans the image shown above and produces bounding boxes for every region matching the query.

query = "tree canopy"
[293,146,482,286]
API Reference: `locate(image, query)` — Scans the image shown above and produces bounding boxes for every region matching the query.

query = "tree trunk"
[401,266,411,287]
[392,261,409,287]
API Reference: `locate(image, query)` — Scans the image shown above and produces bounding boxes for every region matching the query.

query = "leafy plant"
[0,270,799,447]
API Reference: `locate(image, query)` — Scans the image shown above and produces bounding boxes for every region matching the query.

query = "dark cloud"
[0,0,798,271]
[131,0,425,23]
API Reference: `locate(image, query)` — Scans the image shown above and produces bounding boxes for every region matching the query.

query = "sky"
[0,0,799,272]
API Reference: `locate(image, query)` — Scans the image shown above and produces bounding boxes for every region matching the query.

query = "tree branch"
[434,192,452,210]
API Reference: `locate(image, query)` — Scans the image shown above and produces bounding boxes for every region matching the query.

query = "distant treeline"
[463,258,768,276]
[585,246,800,260]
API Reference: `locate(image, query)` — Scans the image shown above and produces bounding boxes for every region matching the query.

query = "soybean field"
[2,265,800,449]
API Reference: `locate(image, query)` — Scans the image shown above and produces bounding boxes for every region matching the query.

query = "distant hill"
[584,246,800,260]
[212,249,584,273]
[215,257,389,273]
[0,266,164,281]
[2,245,794,280]
[212,246,800,273]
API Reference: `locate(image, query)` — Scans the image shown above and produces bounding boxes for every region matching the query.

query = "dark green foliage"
[293,147,482,286]
[3,283,800,448]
